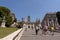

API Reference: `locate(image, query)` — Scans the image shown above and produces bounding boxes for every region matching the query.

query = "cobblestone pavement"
[20,28,60,40]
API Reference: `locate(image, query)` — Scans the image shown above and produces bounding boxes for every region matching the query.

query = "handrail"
[1,28,22,40]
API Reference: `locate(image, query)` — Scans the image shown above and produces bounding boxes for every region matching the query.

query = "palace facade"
[41,12,59,28]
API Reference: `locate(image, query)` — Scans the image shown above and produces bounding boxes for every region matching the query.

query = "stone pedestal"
[1,16,6,27]
[1,20,6,27]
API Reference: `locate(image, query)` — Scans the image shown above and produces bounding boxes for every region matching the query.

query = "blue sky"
[0,0,60,22]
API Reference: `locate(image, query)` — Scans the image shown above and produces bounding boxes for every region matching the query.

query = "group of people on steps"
[24,24,55,35]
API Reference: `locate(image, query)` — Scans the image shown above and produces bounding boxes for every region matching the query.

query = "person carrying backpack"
[42,25,48,35]
[50,26,55,35]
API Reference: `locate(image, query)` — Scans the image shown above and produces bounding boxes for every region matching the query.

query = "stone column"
[44,20,46,25]
[47,19,50,27]
[55,18,57,27]
[56,18,59,27]
[51,19,54,27]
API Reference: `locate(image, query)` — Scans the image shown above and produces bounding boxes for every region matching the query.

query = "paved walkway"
[20,28,60,40]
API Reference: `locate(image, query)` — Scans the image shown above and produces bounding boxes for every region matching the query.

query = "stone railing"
[0,28,23,40]
[15,27,25,40]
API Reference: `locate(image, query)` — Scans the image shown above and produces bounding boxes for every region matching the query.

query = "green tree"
[13,18,17,22]
[0,6,10,16]
[0,6,12,27]
[0,17,2,25]
[17,22,23,28]
[5,16,12,27]
[56,11,60,25]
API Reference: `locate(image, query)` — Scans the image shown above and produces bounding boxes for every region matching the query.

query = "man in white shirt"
[35,26,39,35]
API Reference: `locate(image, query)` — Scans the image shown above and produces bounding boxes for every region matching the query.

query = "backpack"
[51,27,55,31]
